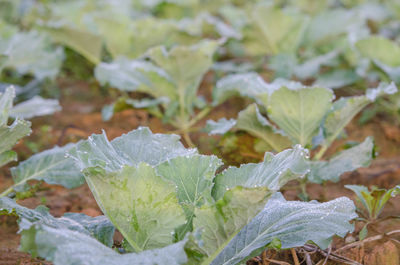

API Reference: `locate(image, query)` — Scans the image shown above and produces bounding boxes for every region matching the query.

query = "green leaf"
[212,72,270,106]
[356,36,400,67]
[156,155,222,238]
[212,145,310,201]
[0,118,31,156]
[243,5,307,56]
[194,187,271,256]
[67,127,196,172]
[0,197,115,247]
[82,163,186,251]
[0,150,17,167]
[2,31,64,79]
[308,137,374,183]
[235,104,291,152]
[95,58,176,98]
[268,85,333,146]
[316,82,397,158]
[0,86,14,126]
[10,96,61,119]
[41,25,102,65]
[10,143,85,191]
[204,118,236,135]
[147,40,219,115]
[345,185,400,219]
[209,193,356,265]
[20,222,188,265]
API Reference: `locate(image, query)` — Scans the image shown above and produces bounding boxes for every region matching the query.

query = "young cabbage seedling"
[95,40,222,147]
[206,73,397,196]
[346,185,400,240]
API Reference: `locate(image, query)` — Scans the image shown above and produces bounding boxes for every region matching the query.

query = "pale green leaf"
[268,85,333,146]
[0,150,17,167]
[308,137,374,183]
[235,104,291,152]
[3,31,64,79]
[320,82,397,151]
[67,127,196,172]
[156,155,222,238]
[82,163,186,252]
[0,86,14,126]
[194,187,270,256]
[41,25,102,65]
[0,118,31,155]
[204,118,236,135]
[356,36,400,67]
[212,73,270,106]
[243,5,308,56]
[147,40,219,114]
[95,58,176,100]
[10,96,61,119]
[0,197,115,247]
[209,193,356,265]
[20,222,188,265]
[10,143,85,190]
[212,145,310,201]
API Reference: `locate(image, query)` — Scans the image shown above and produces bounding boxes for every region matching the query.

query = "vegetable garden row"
[1,0,400,264]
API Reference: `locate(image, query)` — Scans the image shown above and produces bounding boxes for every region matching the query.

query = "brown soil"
[1,77,400,265]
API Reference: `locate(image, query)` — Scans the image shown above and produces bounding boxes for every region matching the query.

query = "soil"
[1,76,400,265]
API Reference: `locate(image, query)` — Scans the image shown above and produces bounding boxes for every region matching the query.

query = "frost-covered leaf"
[0,86,31,168]
[204,118,236,135]
[212,72,271,106]
[293,50,339,79]
[0,197,114,247]
[268,85,333,146]
[82,163,186,251]
[67,127,196,172]
[209,193,356,265]
[308,137,374,183]
[0,85,14,126]
[0,118,31,157]
[10,96,61,119]
[235,104,291,152]
[20,222,188,265]
[156,155,222,238]
[10,143,85,191]
[356,36,400,67]
[95,58,175,98]
[212,145,309,201]
[194,187,270,256]
[2,31,64,79]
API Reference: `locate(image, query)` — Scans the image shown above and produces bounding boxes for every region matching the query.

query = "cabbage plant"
[0,86,84,198]
[0,127,357,265]
[95,40,221,146]
[206,73,398,184]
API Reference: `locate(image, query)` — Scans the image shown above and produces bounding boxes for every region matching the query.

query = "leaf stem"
[0,186,13,198]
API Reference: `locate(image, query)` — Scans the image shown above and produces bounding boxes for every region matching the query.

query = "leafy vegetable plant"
[346,185,400,239]
[0,86,83,198]
[206,73,398,185]
[1,127,357,265]
[96,40,221,146]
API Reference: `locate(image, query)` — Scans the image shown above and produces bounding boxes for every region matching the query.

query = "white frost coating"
[67,127,197,172]
[210,193,357,265]
[205,118,237,135]
[10,96,61,119]
[366,81,398,101]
